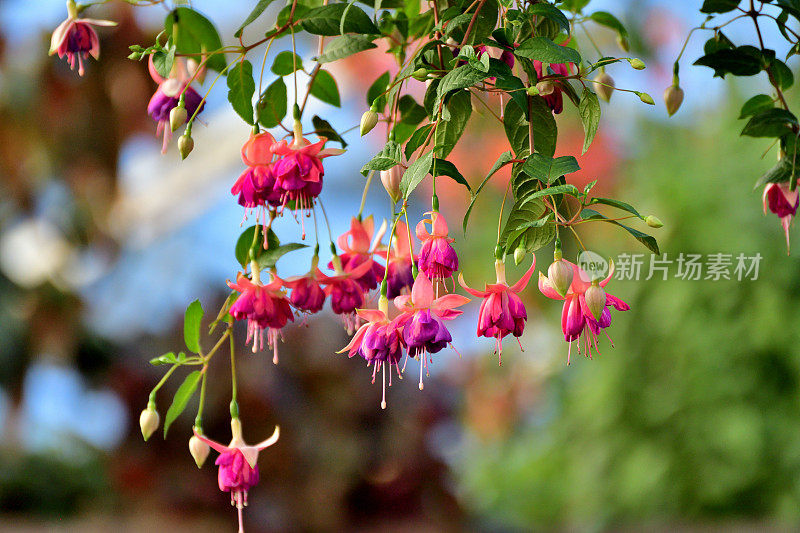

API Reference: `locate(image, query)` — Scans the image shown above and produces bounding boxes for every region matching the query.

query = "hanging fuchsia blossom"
[416,211,459,282]
[340,306,403,408]
[317,260,374,333]
[394,272,469,390]
[763,181,799,253]
[538,260,629,364]
[49,3,116,76]
[331,216,386,291]
[282,256,327,314]
[459,258,536,365]
[231,132,281,214]
[193,420,279,533]
[378,220,416,298]
[533,60,570,114]
[147,57,205,153]
[228,273,293,364]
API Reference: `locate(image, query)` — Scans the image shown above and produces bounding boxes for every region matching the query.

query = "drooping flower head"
[394,272,469,390]
[763,180,799,254]
[533,61,571,114]
[193,420,279,533]
[378,220,416,299]
[49,3,116,76]
[282,255,327,315]
[538,260,629,364]
[231,133,282,219]
[228,272,294,365]
[317,260,374,334]
[339,305,403,408]
[331,216,386,292]
[459,257,536,365]
[147,56,205,153]
[416,211,459,282]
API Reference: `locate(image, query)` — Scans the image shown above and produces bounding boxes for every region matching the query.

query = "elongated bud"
[169,105,187,132]
[547,258,573,297]
[380,164,403,204]
[628,58,646,70]
[139,405,160,441]
[664,85,684,117]
[178,133,194,160]
[536,80,555,96]
[513,245,526,265]
[360,108,379,136]
[412,68,429,81]
[593,72,615,102]
[584,283,606,320]
[189,434,210,468]
[645,215,663,228]
[638,92,655,105]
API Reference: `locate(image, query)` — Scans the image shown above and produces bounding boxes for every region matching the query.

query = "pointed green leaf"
[163,370,202,437]
[184,300,203,354]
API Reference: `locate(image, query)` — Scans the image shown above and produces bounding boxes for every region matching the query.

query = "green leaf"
[400,150,434,198]
[235,0,277,38]
[518,183,581,207]
[361,141,402,175]
[489,58,528,112]
[515,36,581,65]
[257,77,287,128]
[235,225,307,270]
[754,156,799,188]
[430,158,470,191]
[500,199,556,254]
[530,4,570,35]
[741,108,798,137]
[588,11,628,41]
[301,3,379,35]
[435,90,472,157]
[503,99,530,157]
[739,94,774,119]
[271,51,304,76]
[310,69,341,107]
[770,58,794,89]
[163,370,202,437]
[463,151,514,232]
[318,34,377,63]
[404,124,434,160]
[588,197,644,219]
[578,88,601,154]
[436,65,489,102]
[227,60,256,125]
[312,115,347,148]
[150,352,178,366]
[152,45,175,79]
[184,300,203,354]
[505,98,558,159]
[694,45,763,77]
[367,71,391,111]
[580,209,660,254]
[521,154,580,184]
[165,8,226,72]
[700,0,741,13]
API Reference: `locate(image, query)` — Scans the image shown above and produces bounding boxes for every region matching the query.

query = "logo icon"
[577,251,608,282]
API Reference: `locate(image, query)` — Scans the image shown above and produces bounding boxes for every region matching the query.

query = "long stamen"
[419,355,424,390]
[381,363,387,409]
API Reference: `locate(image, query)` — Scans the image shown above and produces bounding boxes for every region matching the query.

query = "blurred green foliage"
[456,96,800,530]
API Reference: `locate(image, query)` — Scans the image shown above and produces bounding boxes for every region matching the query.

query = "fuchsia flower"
[317,260,374,333]
[378,220,416,298]
[416,211,459,282]
[459,258,537,365]
[331,216,386,291]
[49,6,116,76]
[394,272,469,390]
[534,61,570,114]
[147,57,205,153]
[538,260,629,364]
[340,307,403,409]
[231,132,281,214]
[193,420,279,533]
[228,273,294,364]
[282,257,327,314]
[763,181,799,253]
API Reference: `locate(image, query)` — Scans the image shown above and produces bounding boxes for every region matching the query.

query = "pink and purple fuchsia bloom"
[231,132,282,216]
[340,307,403,408]
[533,60,570,114]
[317,260,374,333]
[394,272,469,390]
[49,8,116,76]
[379,220,416,298]
[539,260,630,364]
[147,57,205,153]
[459,258,537,365]
[228,273,294,365]
[416,211,459,282]
[332,216,387,291]
[193,420,279,533]
[763,181,799,254]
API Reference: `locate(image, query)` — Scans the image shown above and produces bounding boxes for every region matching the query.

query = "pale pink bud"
[584,283,606,320]
[380,165,403,203]
[139,406,159,441]
[189,434,210,467]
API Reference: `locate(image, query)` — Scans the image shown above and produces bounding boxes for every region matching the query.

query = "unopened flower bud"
[593,72,615,102]
[536,80,555,96]
[412,68,429,81]
[629,58,646,70]
[645,215,663,228]
[617,36,630,53]
[584,283,606,320]
[178,133,194,160]
[169,105,187,132]
[360,108,379,136]
[638,92,655,105]
[189,433,210,468]
[526,86,539,96]
[664,85,684,117]
[513,245,527,265]
[547,258,574,297]
[380,164,403,204]
[139,405,159,441]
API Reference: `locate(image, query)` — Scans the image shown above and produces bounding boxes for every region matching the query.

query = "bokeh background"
[2,0,800,531]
